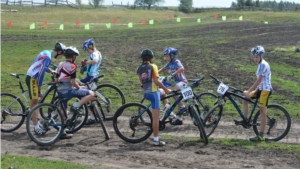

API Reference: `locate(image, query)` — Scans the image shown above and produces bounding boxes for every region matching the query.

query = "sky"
[82,0,300,7]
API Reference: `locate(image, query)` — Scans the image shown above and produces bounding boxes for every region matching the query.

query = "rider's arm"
[153,77,171,94]
[172,67,184,76]
[86,59,98,65]
[71,78,81,89]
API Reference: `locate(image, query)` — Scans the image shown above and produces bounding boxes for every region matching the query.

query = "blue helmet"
[251,45,265,56]
[82,39,95,51]
[163,47,178,57]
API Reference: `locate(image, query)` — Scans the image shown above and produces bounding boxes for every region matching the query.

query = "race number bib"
[217,83,229,95]
[181,87,194,100]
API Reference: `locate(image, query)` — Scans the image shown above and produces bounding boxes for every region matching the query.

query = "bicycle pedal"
[234,119,243,126]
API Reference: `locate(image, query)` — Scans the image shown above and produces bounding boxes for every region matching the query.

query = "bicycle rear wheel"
[113,102,153,143]
[93,102,110,140]
[96,84,126,121]
[189,105,208,145]
[1,93,26,132]
[253,104,291,142]
[26,103,64,146]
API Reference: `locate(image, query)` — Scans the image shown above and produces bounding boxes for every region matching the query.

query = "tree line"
[231,0,300,11]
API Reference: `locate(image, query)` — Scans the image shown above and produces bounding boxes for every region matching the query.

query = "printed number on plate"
[217,83,229,95]
[181,87,194,100]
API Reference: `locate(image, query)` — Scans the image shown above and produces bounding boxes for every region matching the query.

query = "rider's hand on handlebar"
[243,90,250,99]
[166,75,173,81]
[165,89,172,94]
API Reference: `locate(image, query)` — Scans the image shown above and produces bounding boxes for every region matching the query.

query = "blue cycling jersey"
[26,50,52,86]
[86,50,102,77]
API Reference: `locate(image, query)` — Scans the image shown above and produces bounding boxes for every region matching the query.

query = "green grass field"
[1,6,300,168]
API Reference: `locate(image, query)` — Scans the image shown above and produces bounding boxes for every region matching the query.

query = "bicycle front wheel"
[96,84,126,121]
[189,105,208,145]
[26,103,64,146]
[113,102,153,143]
[1,93,26,132]
[253,104,291,142]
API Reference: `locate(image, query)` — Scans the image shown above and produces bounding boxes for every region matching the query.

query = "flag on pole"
[112,18,117,23]
[168,14,173,18]
[239,16,243,21]
[106,23,111,28]
[84,24,90,30]
[222,16,227,21]
[128,22,133,28]
[214,14,218,19]
[76,21,80,26]
[264,21,268,24]
[149,20,154,25]
[42,22,47,27]
[29,23,35,29]
[197,18,201,23]
[141,20,146,24]
[59,24,64,30]
[177,18,181,22]
[7,21,11,27]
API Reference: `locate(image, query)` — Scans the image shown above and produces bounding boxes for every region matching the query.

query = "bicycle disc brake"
[1,109,11,123]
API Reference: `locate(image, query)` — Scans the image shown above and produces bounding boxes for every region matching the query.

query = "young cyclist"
[56,46,96,138]
[137,49,171,146]
[80,39,102,125]
[158,47,188,125]
[26,42,65,136]
[238,45,272,142]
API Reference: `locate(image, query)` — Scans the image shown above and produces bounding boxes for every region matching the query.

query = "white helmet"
[251,45,265,56]
[64,46,79,57]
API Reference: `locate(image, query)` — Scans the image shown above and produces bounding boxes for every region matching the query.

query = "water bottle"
[160,103,171,121]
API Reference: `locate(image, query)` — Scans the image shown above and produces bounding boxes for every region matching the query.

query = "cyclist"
[55,46,96,138]
[137,49,171,146]
[238,45,272,142]
[80,38,102,125]
[26,42,65,136]
[158,47,188,125]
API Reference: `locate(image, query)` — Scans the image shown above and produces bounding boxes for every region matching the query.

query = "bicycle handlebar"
[209,74,243,93]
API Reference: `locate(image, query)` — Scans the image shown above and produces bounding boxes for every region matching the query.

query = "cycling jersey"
[256,59,272,91]
[26,50,52,87]
[56,61,77,92]
[137,62,159,94]
[86,50,102,77]
[162,58,188,83]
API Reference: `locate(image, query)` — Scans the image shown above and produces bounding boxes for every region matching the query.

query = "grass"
[1,153,92,169]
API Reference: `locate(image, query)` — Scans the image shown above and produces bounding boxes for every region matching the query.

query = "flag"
[112,18,117,23]
[141,20,146,24]
[222,16,227,21]
[149,19,154,25]
[214,14,218,19]
[76,21,80,26]
[239,16,243,21]
[29,23,35,29]
[42,22,47,27]
[59,24,64,30]
[168,14,173,18]
[84,24,90,30]
[7,21,11,27]
[197,18,201,23]
[177,18,181,22]
[264,21,268,24]
[128,22,133,28]
[106,23,111,29]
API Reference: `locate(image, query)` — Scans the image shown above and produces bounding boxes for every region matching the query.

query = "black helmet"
[140,49,154,58]
[54,42,66,53]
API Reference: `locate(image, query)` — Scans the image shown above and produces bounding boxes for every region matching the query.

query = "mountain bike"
[113,77,208,145]
[201,74,291,141]
[26,81,90,146]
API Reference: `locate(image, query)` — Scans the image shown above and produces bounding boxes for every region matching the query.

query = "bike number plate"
[181,87,194,101]
[217,83,229,95]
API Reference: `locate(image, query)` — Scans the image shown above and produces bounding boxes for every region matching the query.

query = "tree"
[89,0,104,8]
[245,0,253,6]
[178,0,193,13]
[237,0,245,8]
[255,0,260,7]
[231,2,237,8]
[134,0,165,10]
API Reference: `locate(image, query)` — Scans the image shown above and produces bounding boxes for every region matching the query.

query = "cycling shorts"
[58,88,91,109]
[249,90,272,107]
[144,91,160,110]
[26,75,38,100]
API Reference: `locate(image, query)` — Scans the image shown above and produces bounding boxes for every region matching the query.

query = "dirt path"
[1,117,299,169]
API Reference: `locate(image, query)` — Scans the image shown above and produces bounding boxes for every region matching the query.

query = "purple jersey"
[163,59,187,83]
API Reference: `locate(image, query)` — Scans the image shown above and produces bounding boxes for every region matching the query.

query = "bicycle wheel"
[113,102,153,143]
[96,84,126,121]
[64,99,88,133]
[253,104,291,142]
[196,92,222,137]
[26,103,64,146]
[188,105,208,145]
[39,86,57,119]
[1,93,26,132]
[93,102,110,140]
